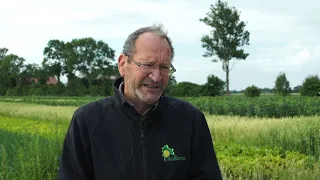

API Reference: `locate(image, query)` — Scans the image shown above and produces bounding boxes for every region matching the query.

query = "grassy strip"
[1,95,320,118]
[0,102,77,121]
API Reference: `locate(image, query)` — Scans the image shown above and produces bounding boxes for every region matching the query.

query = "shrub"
[244,85,261,97]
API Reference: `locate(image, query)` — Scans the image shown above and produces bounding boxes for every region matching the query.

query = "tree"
[1,54,25,86]
[20,63,40,85]
[164,75,177,96]
[204,74,225,96]
[199,0,250,96]
[43,40,67,83]
[0,48,8,62]
[0,53,25,95]
[168,75,177,86]
[274,72,290,96]
[168,82,203,97]
[70,37,116,91]
[0,48,10,95]
[292,85,302,93]
[300,75,320,97]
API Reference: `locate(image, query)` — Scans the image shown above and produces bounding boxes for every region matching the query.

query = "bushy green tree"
[203,74,225,96]
[300,75,320,97]
[43,40,66,83]
[244,85,261,97]
[168,82,203,97]
[274,72,290,96]
[165,75,177,96]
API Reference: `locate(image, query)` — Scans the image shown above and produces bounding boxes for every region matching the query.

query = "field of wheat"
[0,96,319,180]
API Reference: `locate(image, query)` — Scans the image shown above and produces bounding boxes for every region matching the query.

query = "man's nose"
[149,67,162,82]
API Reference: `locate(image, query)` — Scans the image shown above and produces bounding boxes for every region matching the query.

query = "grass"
[1,95,320,118]
[0,116,69,180]
[0,102,77,121]
[207,115,320,159]
[0,101,320,179]
[216,143,320,179]
[207,115,320,179]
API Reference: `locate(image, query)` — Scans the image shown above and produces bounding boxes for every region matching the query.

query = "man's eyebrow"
[138,57,171,64]
[139,58,156,63]
[139,59,154,64]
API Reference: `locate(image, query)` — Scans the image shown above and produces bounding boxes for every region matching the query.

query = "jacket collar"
[112,76,162,116]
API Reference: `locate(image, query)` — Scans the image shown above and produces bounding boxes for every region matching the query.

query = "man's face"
[118,32,172,105]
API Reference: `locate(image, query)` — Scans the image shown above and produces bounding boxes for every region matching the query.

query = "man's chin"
[140,94,161,104]
[135,88,163,103]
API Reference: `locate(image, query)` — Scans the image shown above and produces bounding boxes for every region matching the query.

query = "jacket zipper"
[140,118,147,180]
[131,130,135,177]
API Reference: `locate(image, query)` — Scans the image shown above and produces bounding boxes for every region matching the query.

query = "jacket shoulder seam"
[90,96,115,138]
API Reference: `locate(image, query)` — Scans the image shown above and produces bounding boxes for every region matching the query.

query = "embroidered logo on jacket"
[161,144,186,161]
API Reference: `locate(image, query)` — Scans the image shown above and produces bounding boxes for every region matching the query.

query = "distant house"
[46,77,58,85]
[28,76,58,85]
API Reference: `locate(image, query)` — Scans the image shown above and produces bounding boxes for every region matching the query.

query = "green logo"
[161,145,186,161]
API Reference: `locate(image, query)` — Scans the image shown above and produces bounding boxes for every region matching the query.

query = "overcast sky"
[1,0,319,90]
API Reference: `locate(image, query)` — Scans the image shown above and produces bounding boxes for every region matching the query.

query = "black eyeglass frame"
[125,54,176,76]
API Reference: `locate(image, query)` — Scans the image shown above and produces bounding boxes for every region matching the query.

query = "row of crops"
[1,95,319,118]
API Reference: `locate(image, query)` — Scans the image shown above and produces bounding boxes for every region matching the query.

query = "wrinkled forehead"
[133,32,172,62]
[135,51,172,64]
[134,46,172,63]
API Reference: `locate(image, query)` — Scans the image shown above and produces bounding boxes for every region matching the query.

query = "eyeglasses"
[130,59,176,76]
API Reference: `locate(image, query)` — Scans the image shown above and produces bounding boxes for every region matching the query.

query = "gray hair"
[122,23,175,61]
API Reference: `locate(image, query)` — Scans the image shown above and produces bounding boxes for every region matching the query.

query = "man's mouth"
[143,84,159,89]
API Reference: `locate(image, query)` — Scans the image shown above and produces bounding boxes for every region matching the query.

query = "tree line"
[244,72,320,97]
[0,37,119,96]
[0,41,226,97]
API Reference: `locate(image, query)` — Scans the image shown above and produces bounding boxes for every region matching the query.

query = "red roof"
[47,77,58,85]
[28,77,58,85]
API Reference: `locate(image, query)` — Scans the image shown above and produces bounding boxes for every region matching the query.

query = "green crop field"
[0,96,320,179]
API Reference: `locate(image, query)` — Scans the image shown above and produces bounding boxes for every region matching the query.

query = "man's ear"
[118,54,127,77]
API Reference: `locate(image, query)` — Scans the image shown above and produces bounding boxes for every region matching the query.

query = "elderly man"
[58,24,222,180]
